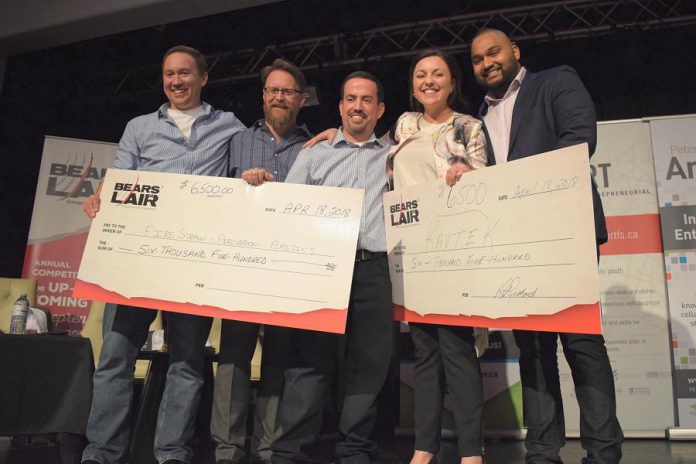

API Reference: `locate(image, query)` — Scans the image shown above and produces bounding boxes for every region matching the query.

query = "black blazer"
[479,65,608,245]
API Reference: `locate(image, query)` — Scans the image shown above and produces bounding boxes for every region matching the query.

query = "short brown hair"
[341,71,385,103]
[162,45,208,75]
[260,58,306,92]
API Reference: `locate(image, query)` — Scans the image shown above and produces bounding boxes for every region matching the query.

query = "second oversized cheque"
[384,144,602,334]
[73,169,364,333]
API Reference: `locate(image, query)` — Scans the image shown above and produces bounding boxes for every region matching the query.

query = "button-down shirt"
[229,119,311,182]
[285,129,390,252]
[112,102,245,176]
[482,67,527,165]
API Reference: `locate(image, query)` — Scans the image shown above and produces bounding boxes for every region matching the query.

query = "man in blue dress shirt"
[81,45,245,464]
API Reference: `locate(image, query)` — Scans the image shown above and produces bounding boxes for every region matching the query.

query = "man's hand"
[303,128,338,148]
[242,168,274,185]
[445,163,473,186]
[82,194,101,219]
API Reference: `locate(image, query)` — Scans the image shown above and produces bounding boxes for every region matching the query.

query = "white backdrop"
[650,115,696,429]
[559,119,675,435]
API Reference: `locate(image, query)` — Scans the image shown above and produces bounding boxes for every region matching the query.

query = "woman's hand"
[445,162,472,186]
[242,168,273,185]
[303,128,338,148]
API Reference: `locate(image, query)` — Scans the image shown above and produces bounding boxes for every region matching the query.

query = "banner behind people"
[22,136,117,335]
[557,119,675,433]
[650,115,696,429]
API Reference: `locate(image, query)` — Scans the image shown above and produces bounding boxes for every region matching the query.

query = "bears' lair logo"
[46,154,107,200]
[390,199,419,226]
[110,177,160,207]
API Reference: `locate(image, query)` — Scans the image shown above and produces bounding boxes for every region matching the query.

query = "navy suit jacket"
[479,65,608,245]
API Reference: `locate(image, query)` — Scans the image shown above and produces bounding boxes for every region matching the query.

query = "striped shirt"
[112,102,245,176]
[229,119,311,181]
[286,129,390,252]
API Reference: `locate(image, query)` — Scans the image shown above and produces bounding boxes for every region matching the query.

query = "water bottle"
[9,294,30,334]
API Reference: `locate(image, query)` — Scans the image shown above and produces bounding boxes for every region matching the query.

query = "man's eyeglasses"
[263,87,303,97]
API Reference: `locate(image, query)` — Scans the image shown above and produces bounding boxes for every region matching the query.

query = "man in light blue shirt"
[81,45,244,464]
[244,71,393,464]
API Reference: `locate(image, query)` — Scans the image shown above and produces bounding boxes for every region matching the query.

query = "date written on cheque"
[266,202,351,218]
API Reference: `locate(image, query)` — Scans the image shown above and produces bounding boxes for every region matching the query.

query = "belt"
[355,249,387,262]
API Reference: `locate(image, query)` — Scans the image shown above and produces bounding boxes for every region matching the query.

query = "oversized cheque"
[73,169,364,333]
[384,144,602,334]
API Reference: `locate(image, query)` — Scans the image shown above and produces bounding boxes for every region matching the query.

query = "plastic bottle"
[9,294,30,334]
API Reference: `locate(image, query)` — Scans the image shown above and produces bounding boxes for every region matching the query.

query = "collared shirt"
[229,119,311,182]
[112,102,245,176]
[285,129,390,252]
[482,67,527,165]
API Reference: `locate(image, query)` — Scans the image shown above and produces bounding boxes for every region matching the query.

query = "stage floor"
[2,436,695,464]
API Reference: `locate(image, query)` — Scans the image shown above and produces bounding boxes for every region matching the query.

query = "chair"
[0,278,37,333]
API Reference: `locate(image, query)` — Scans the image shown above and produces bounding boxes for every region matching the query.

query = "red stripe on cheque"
[600,214,662,256]
[73,279,348,334]
[394,302,603,334]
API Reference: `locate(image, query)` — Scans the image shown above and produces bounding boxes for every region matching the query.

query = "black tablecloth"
[0,333,94,435]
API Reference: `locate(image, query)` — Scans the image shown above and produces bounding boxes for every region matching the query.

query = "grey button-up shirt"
[229,119,311,181]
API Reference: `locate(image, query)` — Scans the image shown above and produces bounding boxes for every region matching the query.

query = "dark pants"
[410,323,483,457]
[272,256,393,464]
[514,329,623,464]
[211,320,292,462]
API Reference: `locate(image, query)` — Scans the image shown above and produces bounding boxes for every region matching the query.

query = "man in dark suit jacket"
[468,28,623,464]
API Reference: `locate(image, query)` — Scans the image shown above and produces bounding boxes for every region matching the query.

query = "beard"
[476,63,519,94]
[264,104,298,131]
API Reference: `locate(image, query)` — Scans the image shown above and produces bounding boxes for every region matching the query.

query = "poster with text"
[556,119,674,433]
[22,136,117,335]
[651,115,696,428]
